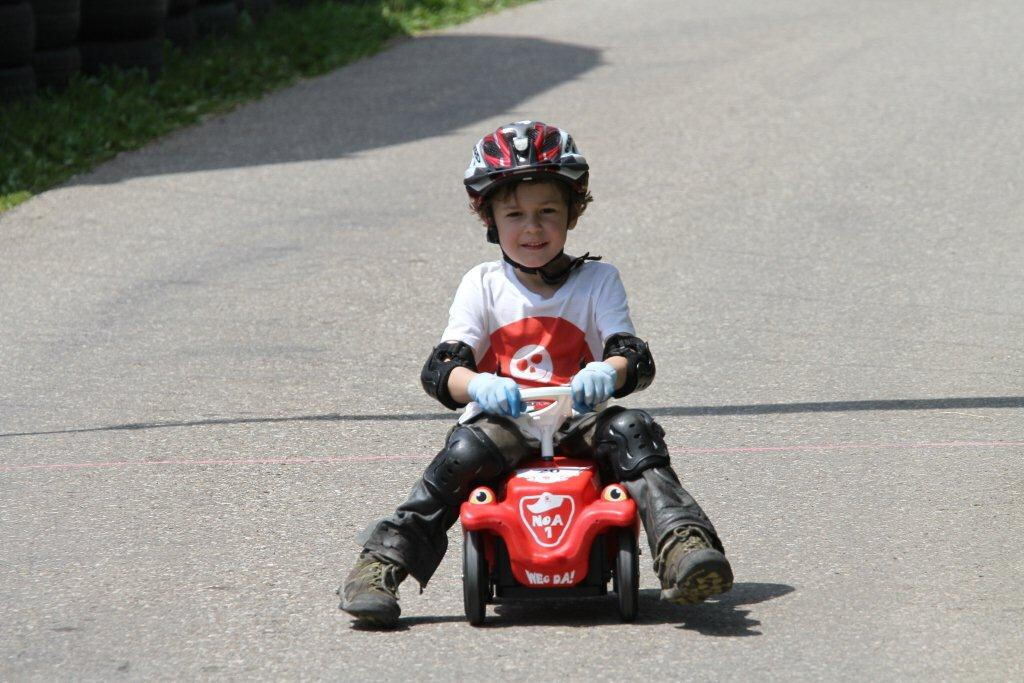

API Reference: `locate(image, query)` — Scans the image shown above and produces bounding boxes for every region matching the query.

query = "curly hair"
[470,176,593,228]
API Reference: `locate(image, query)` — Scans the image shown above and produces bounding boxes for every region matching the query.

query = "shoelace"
[364,561,403,595]
[653,527,708,574]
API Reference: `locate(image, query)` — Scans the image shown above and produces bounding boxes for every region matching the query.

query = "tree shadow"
[74,33,602,185]
[4,395,1021,439]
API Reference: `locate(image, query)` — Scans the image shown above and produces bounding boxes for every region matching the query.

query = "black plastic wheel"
[80,34,163,81]
[615,527,639,622]
[194,0,237,37]
[168,0,196,14]
[80,0,168,41]
[31,0,82,50]
[244,0,273,21]
[32,44,79,90]
[463,530,488,626]
[164,10,196,48]
[0,3,35,67]
[0,63,36,102]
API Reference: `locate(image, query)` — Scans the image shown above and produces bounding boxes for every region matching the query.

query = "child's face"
[491,181,576,269]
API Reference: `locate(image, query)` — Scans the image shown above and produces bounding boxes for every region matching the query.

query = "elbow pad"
[421,341,478,410]
[602,333,655,398]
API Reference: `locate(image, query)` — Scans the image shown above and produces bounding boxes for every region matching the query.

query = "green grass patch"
[0,0,533,213]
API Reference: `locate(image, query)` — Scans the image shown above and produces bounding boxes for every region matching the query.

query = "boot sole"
[661,549,734,605]
[340,595,401,629]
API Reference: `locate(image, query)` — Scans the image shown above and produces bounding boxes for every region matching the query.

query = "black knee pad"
[422,426,507,507]
[594,408,670,481]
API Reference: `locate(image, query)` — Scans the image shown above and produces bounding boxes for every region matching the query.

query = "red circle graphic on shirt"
[478,317,593,387]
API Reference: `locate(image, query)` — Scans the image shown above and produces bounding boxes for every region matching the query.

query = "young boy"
[340,121,732,628]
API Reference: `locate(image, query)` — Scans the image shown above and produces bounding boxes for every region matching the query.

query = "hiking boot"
[338,552,408,628]
[654,526,733,605]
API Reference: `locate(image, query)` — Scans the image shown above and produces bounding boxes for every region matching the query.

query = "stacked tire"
[80,0,167,81]
[0,1,37,102]
[164,0,197,50]
[194,0,238,38]
[242,0,274,23]
[31,0,82,91]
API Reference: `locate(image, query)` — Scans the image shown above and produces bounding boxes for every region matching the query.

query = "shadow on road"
[661,582,797,637]
[74,34,602,185]
[349,615,466,632]
[3,396,1021,439]
[382,582,794,634]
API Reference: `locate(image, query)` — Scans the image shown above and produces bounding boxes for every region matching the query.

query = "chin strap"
[502,250,602,285]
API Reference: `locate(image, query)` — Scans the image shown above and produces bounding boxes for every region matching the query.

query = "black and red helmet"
[464,120,589,218]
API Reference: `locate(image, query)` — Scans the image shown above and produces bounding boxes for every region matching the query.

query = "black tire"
[463,531,488,626]
[163,10,195,48]
[80,34,163,80]
[0,3,35,67]
[31,0,80,49]
[0,63,36,103]
[194,0,237,37]
[243,0,272,21]
[80,0,167,41]
[615,527,639,622]
[167,0,195,14]
[32,44,79,89]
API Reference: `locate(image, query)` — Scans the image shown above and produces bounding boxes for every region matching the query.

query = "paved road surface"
[2,0,1022,679]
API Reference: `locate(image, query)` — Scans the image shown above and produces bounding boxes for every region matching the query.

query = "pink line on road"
[1,440,1022,473]
[676,439,1024,454]
[0,454,428,473]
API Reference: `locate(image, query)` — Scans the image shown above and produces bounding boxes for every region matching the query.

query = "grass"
[0,0,534,213]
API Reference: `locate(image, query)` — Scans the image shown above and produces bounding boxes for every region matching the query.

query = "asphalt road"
[2,0,1023,679]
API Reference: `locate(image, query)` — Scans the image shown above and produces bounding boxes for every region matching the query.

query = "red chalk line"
[1,439,1022,472]
[674,439,1024,454]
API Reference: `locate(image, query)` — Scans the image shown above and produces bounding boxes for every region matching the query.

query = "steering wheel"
[516,386,574,460]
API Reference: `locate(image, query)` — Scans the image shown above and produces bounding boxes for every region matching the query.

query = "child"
[340,121,732,628]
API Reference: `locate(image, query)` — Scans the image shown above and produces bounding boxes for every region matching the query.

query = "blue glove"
[468,373,525,418]
[571,361,617,413]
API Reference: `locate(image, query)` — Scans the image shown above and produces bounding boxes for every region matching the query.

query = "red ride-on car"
[459,386,641,625]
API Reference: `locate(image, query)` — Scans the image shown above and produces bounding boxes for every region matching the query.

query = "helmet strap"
[501,250,602,286]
